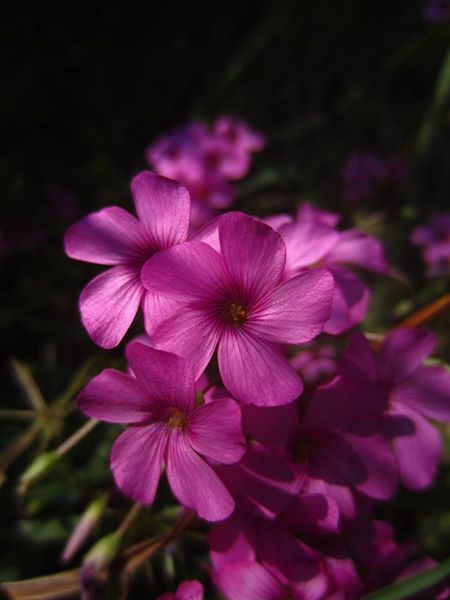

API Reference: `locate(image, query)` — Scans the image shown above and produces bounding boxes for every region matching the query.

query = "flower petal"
[188,398,245,464]
[278,220,339,272]
[378,328,435,385]
[142,241,228,302]
[324,229,389,275]
[166,433,235,521]
[64,206,149,265]
[324,267,370,335]
[218,329,303,406]
[387,405,442,490]
[215,561,285,600]
[110,423,168,504]
[249,269,334,344]
[79,266,143,348]
[392,365,450,422]
[219,212,286,300]
[176,580,204,600]
[130,171,190,249]
[77,368,154,423]
[126,343,196,412]
[141,290,183,337]
[152,308,221,379]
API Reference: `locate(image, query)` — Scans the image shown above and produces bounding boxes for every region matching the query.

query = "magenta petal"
[166,433,235,521]
[339,333,378,382]
[126,343,196,412]
[392,365,450,422]
[176,580,204,600]
[79,266,143,348]
[142,241,228,301]
[241,402,299,446]
[218,329,303,406]
[130,171,190,249]
[215,562,285,600]
[152,308,220,379]
[378,328,436,385]
[389,405,443,490]
[250,269,334,344]
[77,368,154,423]
[141,290,182,336]
[219,212,286,300]
[325,229,389,275]
[110,423,169,504]
[279,220,339,272]
[324,267,370,335]
[188,398,245,464]
[64,206,149,265]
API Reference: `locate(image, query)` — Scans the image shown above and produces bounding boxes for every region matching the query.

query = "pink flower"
[267,204,389,334]
[241,378,398,518]
[212,116,266,154]
[157,580,204,600]
[64,172,191,348]
[290,344,337,386]
[146,117,265,226]
[142,212,334,406]
[77,343,245,521]
[340,329,450,489]
[410,212,450,277]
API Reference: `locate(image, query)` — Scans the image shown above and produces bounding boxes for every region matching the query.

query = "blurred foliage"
[1,1,450,598]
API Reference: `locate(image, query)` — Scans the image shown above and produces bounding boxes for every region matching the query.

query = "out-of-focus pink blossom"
[77,343,245,521]
[64,172,190,348]
[146,117,265,226]
[267,203,389,334]
[411,213,450,277]
[157,579,204,600]
[142,212,334,406]
[339,329,450,489]
[341,152,406,204]
[290,344,337,386]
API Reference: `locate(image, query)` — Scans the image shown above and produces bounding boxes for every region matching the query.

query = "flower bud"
[62,496,108,564]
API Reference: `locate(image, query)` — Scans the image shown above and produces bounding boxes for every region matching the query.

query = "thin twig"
[9,358,46,411]
[55,420,99,457]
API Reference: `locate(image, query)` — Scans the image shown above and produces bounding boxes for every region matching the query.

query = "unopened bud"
[18,451,59,496]
[83,531,120,572]
[62,496,108,563]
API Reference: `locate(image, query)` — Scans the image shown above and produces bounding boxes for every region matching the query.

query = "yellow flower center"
[225,302,248,325]
[166,407,188,430]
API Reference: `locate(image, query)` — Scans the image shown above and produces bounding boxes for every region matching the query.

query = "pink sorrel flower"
[341,152,406,205]
[64,171,191,348]
[157,580,204,600]
[241,378,398,518]
[77,342,245,521]
[146,117,265,226]
[410,212,450,277]
[142,212,334,406]
[340,329,450,489]
[267,203,389,334]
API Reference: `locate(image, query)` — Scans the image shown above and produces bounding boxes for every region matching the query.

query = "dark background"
[1,2,449,594]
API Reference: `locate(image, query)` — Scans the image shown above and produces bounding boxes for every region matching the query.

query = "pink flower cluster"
[145,117,265,226]
[411,212,450,278]
[341,152,406,205]
[66,122,450,598]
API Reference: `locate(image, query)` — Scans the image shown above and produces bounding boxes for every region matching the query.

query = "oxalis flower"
[77,343,245,521]
[142,212,334,406]
[64,171,191,348]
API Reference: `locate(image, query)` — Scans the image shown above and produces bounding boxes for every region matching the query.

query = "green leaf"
[362,557,450,600]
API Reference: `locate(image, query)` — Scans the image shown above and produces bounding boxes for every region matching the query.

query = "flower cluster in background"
[59,119,450,598]
[341,151,406,205]
[146,117,265,226]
